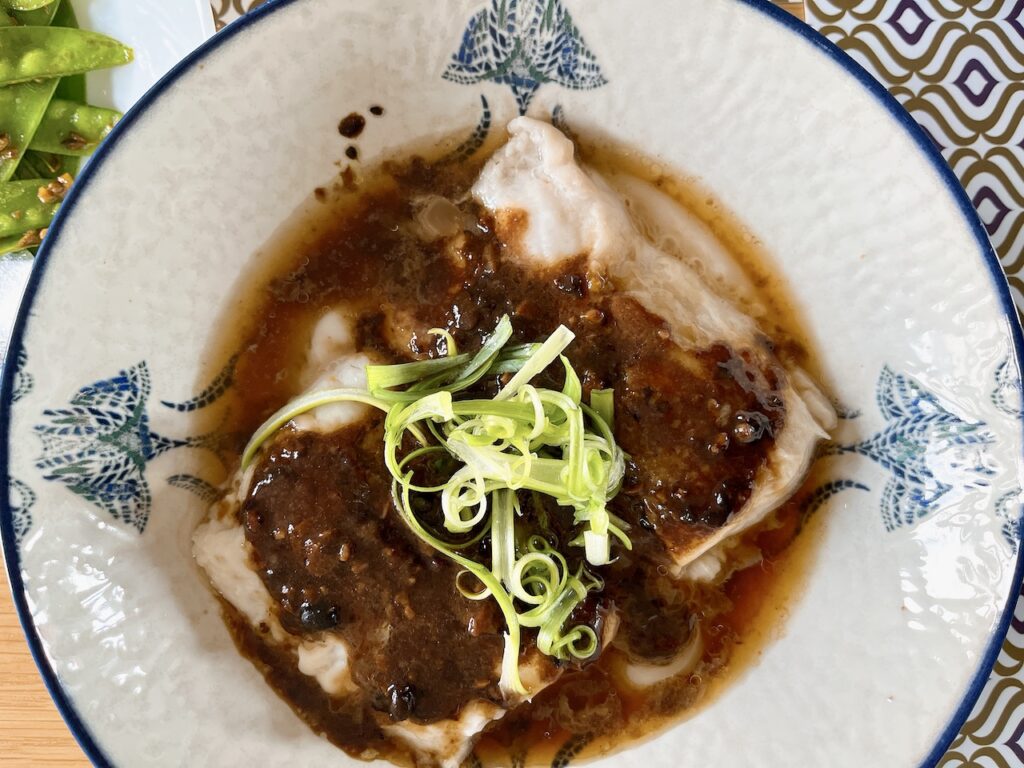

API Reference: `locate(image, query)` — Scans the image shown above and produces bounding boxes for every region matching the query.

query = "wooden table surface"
[1,569,87,768]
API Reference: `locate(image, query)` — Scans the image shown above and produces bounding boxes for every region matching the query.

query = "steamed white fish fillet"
[383,701,506,768]
[193,502,286,640]
[296,637,358,695]
[195,498,504,768]
[605,172,767,317]
[473,122,632,271]
[195,311,553,768]
[193,435,360,688]
[193,500,362,690]
[196,120,834,766]
[474,117,836,580]
[194,311,375,686]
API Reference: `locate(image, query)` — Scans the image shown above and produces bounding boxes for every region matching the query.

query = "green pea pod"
[51,0,86,102]
[13,149,77,179]
[2,0,57,11]
[11,0,58,25]
[0,235,34,258]
[0,27,133,86]
[12,5,58,25]
[55,76,86,103]
[0,0,67,181]
[50,0,71,25]
[28,99,119,155]
[0,78,59,182]
[0,178,59,238]
[55,73,85,101]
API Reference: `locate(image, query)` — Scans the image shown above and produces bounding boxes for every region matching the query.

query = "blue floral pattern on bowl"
[8,477,35,547]
[824,366,998,534]
[993,354,1023,418]
[11,348,32,404]
[445,0,607,114]
[31,359,230,534]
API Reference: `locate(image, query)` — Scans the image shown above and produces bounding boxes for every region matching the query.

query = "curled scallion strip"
[590,389,614,431]
[242,316,631,697]
[241,388,390,468]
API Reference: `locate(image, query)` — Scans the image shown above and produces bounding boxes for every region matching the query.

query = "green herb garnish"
[243,316,631,696]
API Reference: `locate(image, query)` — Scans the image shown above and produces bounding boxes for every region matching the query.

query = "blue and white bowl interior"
[2,0,1023,766]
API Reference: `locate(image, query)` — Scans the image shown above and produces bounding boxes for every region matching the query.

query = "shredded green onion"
[241,388,390,468]
[241,316,631,697]
[591,389,615,431]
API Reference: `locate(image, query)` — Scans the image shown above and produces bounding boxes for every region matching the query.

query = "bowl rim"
[2,0,1022,765]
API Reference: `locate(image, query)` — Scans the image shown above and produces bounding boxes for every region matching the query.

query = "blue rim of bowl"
[1,0,1022,766]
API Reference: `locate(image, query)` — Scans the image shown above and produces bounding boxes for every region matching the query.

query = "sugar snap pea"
[2,0,57,11]
[0,78,59,182]
[55,74,86,104]
[51,0,87,102]
[0,232,43,257]
[29,99,119,155]
[1,158,67,254]
[1,0,64,181]
[0,234,30,257]
[49,0,71,26]
[10,0,61,25]
[14,149,77,180]
[0,178,61,238]
[55,71,85,102]
[0,0,126,259]
[0,27,133,86]
[11,1,59,26]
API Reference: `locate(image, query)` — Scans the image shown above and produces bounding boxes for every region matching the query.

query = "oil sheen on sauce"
[197,128,833,767]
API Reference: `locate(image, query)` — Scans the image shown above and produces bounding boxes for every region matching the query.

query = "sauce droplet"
[338,112,366,138]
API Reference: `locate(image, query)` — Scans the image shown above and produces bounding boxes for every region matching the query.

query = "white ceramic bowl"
[3,1,1023,766]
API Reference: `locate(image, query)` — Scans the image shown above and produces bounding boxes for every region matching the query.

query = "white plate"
[2,1,1022,766]
[74,0,216,108]
[0,0,214,367]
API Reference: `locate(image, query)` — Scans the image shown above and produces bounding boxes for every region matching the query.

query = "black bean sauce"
[210,139,826,767]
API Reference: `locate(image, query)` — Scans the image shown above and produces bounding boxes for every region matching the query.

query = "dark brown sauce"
[246,424,507,724]
[339,112,367,139]
[199,128,831,766]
